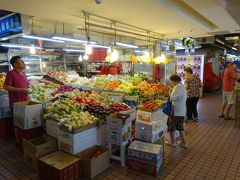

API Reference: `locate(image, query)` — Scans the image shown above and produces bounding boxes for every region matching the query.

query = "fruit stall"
[0,70,172,178]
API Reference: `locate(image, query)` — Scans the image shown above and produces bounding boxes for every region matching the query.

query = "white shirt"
[170,83,187,117]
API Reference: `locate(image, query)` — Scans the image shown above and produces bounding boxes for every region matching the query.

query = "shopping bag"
[162,99,172,116]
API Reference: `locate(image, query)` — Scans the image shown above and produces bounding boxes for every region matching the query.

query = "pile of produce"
[0,73,6,89]
[109,102,132,112]
[143,99,166,111]
[31,82,60,102]
[127,88,148,98]
[85,105,112,121]
[107,80,121,91]
[115,81,134,93]
[51,85,76,97]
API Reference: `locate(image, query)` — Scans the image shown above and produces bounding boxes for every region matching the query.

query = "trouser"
[186,97,199,119]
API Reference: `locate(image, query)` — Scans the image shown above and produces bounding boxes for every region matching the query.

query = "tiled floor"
[1,91,240,179]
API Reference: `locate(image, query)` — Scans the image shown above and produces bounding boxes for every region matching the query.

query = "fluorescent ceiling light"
[63,48,85,52]
[22,35,65,43]
[90,44,109,49]
[215,38,225,45]
[0,43,42,49]
[115,42,138,48]
[225,36,239,41]
[53,36,96,44]
[232,47,237,50]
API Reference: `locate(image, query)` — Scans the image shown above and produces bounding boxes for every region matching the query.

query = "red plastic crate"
[0,118,14,138]
[15,126,43,152]
[38,151,81,180]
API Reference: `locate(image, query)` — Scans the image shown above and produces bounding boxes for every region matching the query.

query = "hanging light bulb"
[29,44,36,54]
[144,51,150,59]
[78,55,83,62]
[107,46,112,53]
[83,54,89,60]
[85,44,92,55]
[111,49,119,62]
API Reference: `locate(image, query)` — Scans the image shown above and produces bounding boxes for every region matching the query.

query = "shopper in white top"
[168,74,188,148]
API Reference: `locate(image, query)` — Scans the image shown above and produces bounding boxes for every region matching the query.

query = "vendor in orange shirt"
[219,61,240,120]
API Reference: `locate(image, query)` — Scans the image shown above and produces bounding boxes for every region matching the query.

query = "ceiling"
[0,0,239,39]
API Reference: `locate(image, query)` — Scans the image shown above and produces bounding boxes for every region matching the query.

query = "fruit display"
[109,102,132,112]
[0,73,6,89]
[115,81,134,93]
[127,88,148,98]
[51,85,76,97]
[85,105,112,121]
[107,80,121,91]
[143,99,166,111]
[58,111,98,132]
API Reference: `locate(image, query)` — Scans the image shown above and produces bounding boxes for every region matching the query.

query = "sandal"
[219,114,225,118]
[224,116,235,120]
[166,142,176,148]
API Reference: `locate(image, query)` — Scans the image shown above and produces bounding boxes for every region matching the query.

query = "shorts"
[223,91,235,105]
[167,116,185,132]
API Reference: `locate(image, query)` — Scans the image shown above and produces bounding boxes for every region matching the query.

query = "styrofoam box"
[46,120,59,139]
[13,101,43,130]
[136,121,168,143]
[58,127,97,155]
[128,140,163,165]
[97,124,108,147]
[136,108,166,123]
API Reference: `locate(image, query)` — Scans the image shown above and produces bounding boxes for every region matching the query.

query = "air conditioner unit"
[195,36,215,45]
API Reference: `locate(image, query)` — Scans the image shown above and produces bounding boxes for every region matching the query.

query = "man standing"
[3,56,30,109]
[219,62,240,120]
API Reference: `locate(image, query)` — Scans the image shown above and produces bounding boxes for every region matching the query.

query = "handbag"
[163,98,172,116]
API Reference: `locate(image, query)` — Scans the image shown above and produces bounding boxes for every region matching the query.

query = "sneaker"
[180,143,189,148]
[193,118,198,122]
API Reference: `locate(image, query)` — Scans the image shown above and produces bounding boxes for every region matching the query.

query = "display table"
[235,92,240,128]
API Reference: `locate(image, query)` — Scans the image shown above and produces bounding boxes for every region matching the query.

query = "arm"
[3,72,29,93]
[3,84,28,93]
[170,85,181,102]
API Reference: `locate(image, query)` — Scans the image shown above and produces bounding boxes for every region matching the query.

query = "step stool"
[109,141,129,167]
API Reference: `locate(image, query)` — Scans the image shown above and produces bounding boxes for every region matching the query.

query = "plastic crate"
[15,126,43,152]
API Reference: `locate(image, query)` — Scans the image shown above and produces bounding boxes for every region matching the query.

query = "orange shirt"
[222,67,238,92]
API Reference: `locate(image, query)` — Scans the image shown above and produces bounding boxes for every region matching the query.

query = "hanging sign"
[0,13,23,38]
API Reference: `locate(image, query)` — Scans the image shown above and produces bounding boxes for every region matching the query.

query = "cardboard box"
[13,101,43,129]
[77,146,109,179]
[58,127,97,155]
[136,108,165,123]
[120,108,136,121]
[46,119,58,139]
[136,121,168,143]
[127,157,163,176]
[15,126,43,152]
[108,124,131,145]
[23,134,57,169]
[107,113,131,128]
[38,151,81,180]
[107,113,132,145]
[128,140,163,164]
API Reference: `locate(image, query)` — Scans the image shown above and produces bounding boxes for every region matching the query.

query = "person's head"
[185,67,193,75]
[169,74,182,86]
[10,56,25,70]
[226,62,231,67]
[231,61,239,71]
